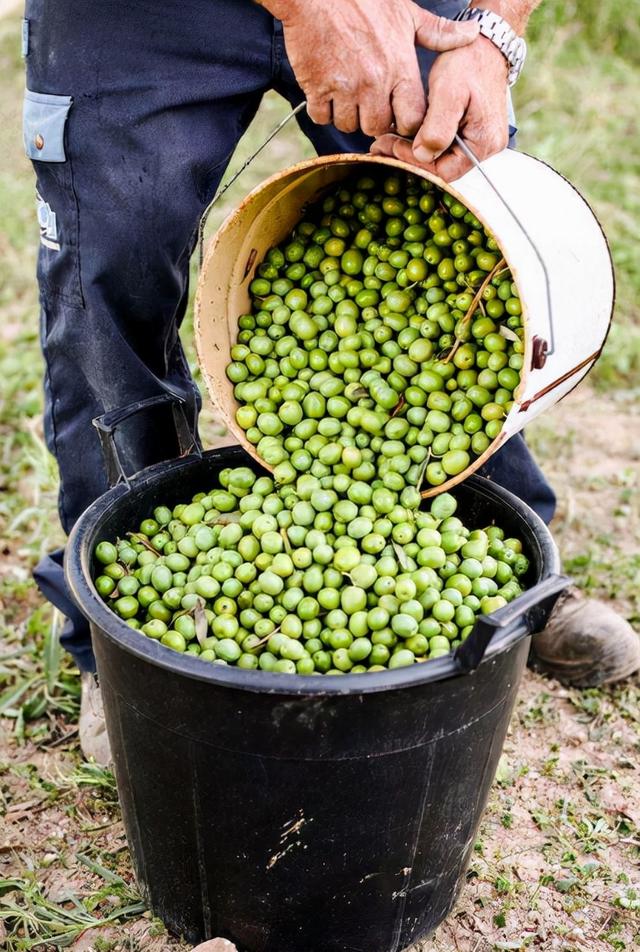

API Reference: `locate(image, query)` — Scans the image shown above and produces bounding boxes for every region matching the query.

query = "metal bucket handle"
[197,101,307,268]
[93,393,201,490]
[454,572,570,673]
[453,134,555,365]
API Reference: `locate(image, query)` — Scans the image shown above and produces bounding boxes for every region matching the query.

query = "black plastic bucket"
[66,442,566,952]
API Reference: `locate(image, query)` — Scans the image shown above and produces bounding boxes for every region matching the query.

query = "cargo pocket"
[24,89,84,307]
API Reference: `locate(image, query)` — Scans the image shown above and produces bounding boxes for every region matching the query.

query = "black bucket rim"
[65,447,560,697]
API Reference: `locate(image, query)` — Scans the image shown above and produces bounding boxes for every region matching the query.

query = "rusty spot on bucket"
[243,248,258,280]
[519,348,600,411]
[531,336,548,369]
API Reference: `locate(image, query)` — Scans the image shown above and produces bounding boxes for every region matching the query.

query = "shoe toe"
[532,593,640,688]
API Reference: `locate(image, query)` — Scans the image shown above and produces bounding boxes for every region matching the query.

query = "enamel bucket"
[195,152,614,496]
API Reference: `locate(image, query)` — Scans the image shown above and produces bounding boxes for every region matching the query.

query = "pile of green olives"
[93,466,530,675]
[227,169,524,490]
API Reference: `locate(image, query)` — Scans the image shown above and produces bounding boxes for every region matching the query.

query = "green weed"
[0,874,145,950]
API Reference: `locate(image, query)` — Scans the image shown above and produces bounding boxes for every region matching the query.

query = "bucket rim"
[65,446,560,697]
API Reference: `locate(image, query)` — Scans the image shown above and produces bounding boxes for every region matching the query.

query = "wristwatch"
[454,5,527,86]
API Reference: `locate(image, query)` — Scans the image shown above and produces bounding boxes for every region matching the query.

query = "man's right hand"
[257,0,479,137]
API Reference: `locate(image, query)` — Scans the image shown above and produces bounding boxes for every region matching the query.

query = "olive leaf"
[214,512,241,525]
[126,532,160,555]
[194,597,208,647]
[390,396,406,418]
[417,448,432,493]
[499,325,520,342]
[392,541,411,572]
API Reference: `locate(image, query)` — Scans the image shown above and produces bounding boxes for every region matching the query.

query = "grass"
[0,875,146,950]
[515,11,640,391]
[1,1,639,949]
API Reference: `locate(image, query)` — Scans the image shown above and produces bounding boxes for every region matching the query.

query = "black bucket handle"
[92,393,201,490]
[454,572,571,673]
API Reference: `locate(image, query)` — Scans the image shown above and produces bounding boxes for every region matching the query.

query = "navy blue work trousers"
[24,0,555,672]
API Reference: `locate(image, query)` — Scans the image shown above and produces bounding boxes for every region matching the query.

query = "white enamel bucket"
[195,152,614,495]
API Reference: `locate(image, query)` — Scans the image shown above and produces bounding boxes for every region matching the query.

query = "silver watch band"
[454,6,527,86]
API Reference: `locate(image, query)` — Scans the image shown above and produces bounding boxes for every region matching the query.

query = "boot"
[531,587,640,688]
[79,672,112,765]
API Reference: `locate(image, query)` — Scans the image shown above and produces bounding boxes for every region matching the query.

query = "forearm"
[470,0,542,34]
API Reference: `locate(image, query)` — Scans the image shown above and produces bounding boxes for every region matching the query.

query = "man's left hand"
[371,37,510,181]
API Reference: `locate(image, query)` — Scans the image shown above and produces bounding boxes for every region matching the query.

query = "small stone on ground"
[192,941,238,952]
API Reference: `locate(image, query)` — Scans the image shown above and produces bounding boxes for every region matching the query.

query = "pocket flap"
[23,89,73,162]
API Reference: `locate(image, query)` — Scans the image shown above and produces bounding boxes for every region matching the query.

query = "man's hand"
[371,0,543,181]
[371,36,510,181]
[257,0,479,137]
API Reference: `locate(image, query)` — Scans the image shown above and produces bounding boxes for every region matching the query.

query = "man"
[25,0,639,767]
